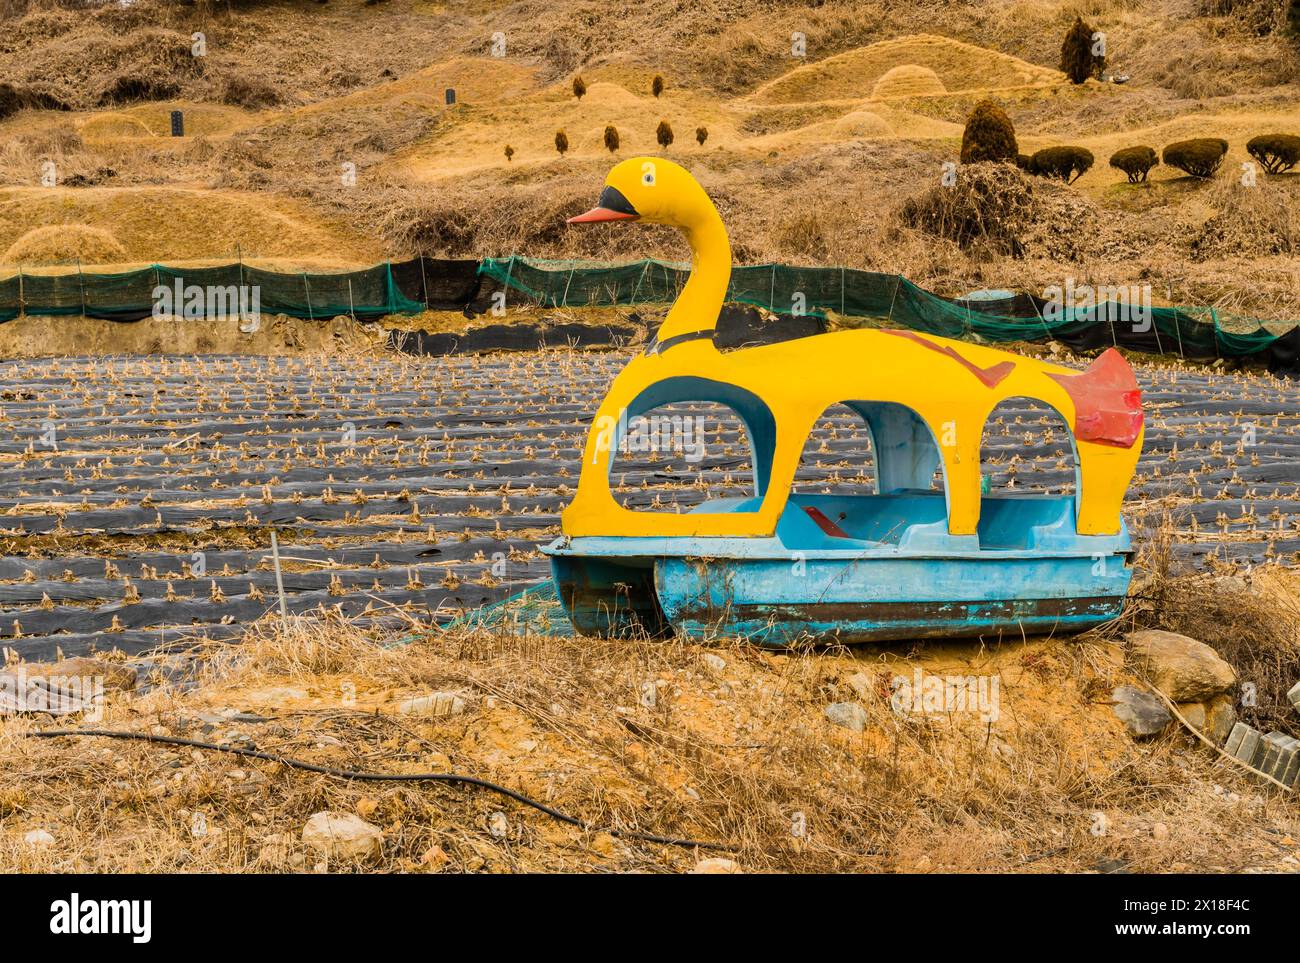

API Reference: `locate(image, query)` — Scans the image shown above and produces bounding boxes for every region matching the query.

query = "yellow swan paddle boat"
[542,157,1144,643]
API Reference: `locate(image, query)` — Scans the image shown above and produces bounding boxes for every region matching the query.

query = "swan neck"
[658,212,730,342]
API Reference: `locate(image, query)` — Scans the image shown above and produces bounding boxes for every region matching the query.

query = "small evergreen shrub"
[652,75,664,98]
[696,126,708,146]
[656,120,674,149]
[1162,138,1228,178]
[1109,146,1159,183]
[960,100,1018,164]
[572,76,586,100]
[603,125,619,152]
[1030,146,1095,183]
[504,144,514,162]
[554,130,569,156]
[1060,15,1105,84]
[1246,133,1300,173]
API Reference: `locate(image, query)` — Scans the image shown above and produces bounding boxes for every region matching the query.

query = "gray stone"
[1288,681,1300,715]
[1112,685,1172,739]
[825,702,868,732]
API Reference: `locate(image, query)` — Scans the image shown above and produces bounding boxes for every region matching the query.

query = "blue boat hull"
[545,492,1134,645]
[653,555,1128,645]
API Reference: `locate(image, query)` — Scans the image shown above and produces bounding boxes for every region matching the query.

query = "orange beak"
[566,185,639,224]
[567,207,639,224]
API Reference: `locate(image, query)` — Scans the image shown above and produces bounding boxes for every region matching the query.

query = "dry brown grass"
[1,563,1297,873]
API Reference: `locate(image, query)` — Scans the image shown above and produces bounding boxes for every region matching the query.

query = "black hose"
[27,728,735,853]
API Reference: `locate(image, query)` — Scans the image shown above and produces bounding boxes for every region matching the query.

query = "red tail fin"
[1047,348,1143,448]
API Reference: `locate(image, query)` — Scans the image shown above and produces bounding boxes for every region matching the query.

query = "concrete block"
[1255,732,1300,789]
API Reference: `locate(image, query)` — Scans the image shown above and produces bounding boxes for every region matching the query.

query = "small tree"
[1060,16,1104,84]
[1029,146,1094,183]
[959,100,1018,164]
[1162,138,1228,178]
[554,130,569,156]
[604,125,619,152]
[1109,145,1158,183]
[656,119,674,149]
[1246,133,1300,174]
[695,125,708,146]
[504,144,514,163]
[651,74,664,98]
[572,75,586,100]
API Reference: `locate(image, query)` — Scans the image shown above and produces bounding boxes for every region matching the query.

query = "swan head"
[568,157,717,230]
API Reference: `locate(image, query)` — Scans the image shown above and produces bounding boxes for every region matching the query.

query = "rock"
[700,653,726,673]
[396,691,465,718]
[1111,685,1171,739]
[1126,629,1236,702]
[692,857,742,874]
[419,844,450,869]
[301,812,382,860]
[23,828,54,848]
[1214,575,1252,596]
[1172,696,1236,743]
[1177,701,1207,731]
[1152,822,1170,841]
[355,797,379,820]
[845,672,874,701]
[825,702,868,732]
[1289,681,1300,714]
[1204,695,1237,745]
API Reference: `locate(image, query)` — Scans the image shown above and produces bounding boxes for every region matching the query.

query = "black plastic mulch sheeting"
[388,257,485,309]
[387,305,826,356]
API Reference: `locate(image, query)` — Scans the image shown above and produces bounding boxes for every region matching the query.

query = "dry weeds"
[1,561,1297,874]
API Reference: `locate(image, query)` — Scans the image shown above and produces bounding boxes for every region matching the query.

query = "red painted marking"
[803,505,851,538]
[883,330,1015,388]
[1047,348,1144,448]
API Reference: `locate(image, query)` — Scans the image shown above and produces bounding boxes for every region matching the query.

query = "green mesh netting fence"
[478,256,1295,360]
[2,255,1295,364]
[0,262,426,323]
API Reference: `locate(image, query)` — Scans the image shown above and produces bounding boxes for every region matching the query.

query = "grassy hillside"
[0,0,1298,316]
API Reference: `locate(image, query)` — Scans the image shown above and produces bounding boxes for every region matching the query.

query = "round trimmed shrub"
[1029,146,1094,183]
[960,100,1018,165]
[1109,146,1159,183]
[1246,133,1300,174]
[1162,138,1228,178]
